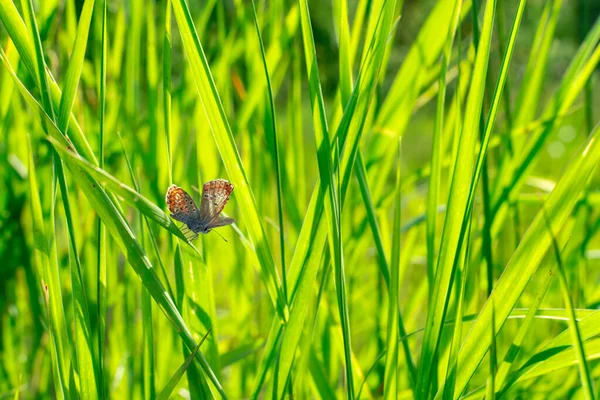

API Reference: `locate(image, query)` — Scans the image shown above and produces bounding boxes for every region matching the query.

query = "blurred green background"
[1,0,600,398]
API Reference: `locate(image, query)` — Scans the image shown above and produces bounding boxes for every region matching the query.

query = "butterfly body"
[166,179,235,240]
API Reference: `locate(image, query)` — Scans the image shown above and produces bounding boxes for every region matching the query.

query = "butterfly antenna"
[213,230,228,243]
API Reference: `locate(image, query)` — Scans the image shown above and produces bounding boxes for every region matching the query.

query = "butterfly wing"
[208,215,236,229]
[166,185,201,227]
[199,179,234,228]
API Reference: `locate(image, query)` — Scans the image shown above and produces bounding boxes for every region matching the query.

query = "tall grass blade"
[155,327,213,400]
[383,140,402,398]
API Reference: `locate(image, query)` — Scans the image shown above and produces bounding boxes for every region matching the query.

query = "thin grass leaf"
[96,0,108,398]
[383,140,402,398]
[56,0,94,132]
[542,209,595,398]
[494,264,553,391]
[155,327,213,400]
[250,0,287,300]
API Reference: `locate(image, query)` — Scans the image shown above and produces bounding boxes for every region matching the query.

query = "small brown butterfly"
[166,179,235,241]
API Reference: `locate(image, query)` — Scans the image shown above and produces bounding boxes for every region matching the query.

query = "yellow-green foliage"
[0,0,600,398]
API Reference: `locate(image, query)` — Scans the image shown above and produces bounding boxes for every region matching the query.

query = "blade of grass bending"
[493,313,600,396]
[45,138,199,249]
[0,54,227,398]
[427,0,462,295]
[438,122,600,399]
[156,327,213,400]
[503,338,600,392]
[116,130,176,311]
[415,0,497,396]
[170,0,287,323]
[541,209,595,398]
[250,0,287,301]
[296,0,354,395]
[383,140,403,399]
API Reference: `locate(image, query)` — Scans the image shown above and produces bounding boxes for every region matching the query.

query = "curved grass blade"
[46,137,200,250]
[156,326,213,400]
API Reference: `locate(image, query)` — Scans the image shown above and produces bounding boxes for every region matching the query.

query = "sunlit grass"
[1,0,599,398]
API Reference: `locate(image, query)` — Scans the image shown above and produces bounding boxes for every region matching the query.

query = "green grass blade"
[56,0,95,132]
[426,0,462,292]
[494,264,553,391]
[542,210,595,398]
[96,1,107,396]
[20,1,73,395]
[383,140,402,398]
[333,0,352,103]
[155,327,213,400]
[512,0,561,128]
[25,132,67,400]
[250,0,287,300]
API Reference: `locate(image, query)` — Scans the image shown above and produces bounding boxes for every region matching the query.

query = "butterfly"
[166,179,236,241]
